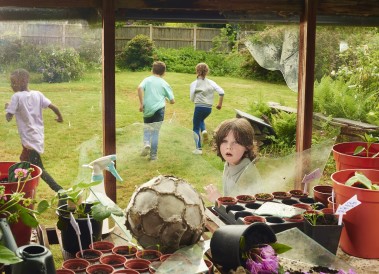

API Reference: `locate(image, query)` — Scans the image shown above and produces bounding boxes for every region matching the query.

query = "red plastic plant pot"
[112,269,139,274]
[236,194,256,203]
[136,250,162,262]
[289,189,308,198]
[75,249,103,264]
[62,258,90,273]
[272,191,292,200]
[313,185,333,206]
[99,254,127,268]
[124,258,151,273]
[254,193,274,202]
[112,245,138,258]
[243,215,266,225]
[217,196,237,205]
[85,263,114,274]
[89,240,115,253]
[56,269,75,274]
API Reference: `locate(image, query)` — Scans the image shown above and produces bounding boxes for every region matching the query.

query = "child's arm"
[137,86,144,112]
[48,104,63,123]
[216,94,224,110]
[5,102,13,122]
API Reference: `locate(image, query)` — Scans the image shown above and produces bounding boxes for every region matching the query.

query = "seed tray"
[213,196,325,233]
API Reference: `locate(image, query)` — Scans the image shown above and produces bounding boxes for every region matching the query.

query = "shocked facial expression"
[220,130,247,166]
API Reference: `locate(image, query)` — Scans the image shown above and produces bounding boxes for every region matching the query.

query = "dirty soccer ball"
[125,175,206,252]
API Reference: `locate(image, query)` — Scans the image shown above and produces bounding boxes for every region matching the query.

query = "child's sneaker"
[140,145,150,156]
[192,149,203,155]
[150,154,158,161]
[202,130,209,141]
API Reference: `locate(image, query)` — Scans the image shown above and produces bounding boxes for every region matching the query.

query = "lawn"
[0,69,297,265]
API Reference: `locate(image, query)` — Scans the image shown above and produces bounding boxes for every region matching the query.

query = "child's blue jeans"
[143,107,165,157]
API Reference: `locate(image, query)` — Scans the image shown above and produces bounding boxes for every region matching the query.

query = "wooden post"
[295,0,317,189]
[193,26,197,50]
[149,24,153,40]
[102,0,116,203]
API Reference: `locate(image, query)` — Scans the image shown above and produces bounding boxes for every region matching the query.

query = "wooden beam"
[296,0,317,153]
[102,0,116,203]
[0,0,101,8]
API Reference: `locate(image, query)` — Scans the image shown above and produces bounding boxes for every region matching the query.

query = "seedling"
[353,133,379,158]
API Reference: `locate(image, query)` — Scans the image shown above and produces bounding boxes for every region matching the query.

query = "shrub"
[155,47,242,77]
[40,47,84,83]
[117,34,155,71]
[78,38,102,69]
[0,38,22,70]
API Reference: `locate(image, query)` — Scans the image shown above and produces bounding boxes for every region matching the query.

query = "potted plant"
[124,258,151,273]
[99,253,127,268]
[112,245,138,258]
[38,180,124,254]
[62,258,90,273]
[332,169,379,258]
[254,193,274,201]
[272,191,292,200]
[89,240,114,253]
[289,189,308,198]
[0,162,43,247]
[243,215,266,225]
[302,208,343,254]
[217,196,237,205]
[75,249,103,263]
[236,195,255,203]
[312,185,333,207]
[85,263,114,274]
[136,249,162,262]
[332,133,379,171]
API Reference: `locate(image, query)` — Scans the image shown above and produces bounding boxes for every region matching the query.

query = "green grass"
[0,69,297,267]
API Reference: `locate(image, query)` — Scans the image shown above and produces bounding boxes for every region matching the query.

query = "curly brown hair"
[212,118,257,162]
[195,63,209,79]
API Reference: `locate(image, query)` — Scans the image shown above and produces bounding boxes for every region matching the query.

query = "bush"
[155,47,242,77]
[117,34,155,71]
[40,47,84,83]
[239,48,284,83]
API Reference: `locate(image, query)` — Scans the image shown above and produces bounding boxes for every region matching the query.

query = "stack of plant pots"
[331,140,379,258]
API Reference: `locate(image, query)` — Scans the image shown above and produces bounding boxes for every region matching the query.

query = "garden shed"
[0,0,379,202]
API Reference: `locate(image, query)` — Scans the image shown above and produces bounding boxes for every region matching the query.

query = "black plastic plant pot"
[303,219,343,254]
[210,222,276,270]
[56,203,103,254]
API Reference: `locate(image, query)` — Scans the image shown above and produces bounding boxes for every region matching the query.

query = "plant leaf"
[37,199,50,213]
[19,208,39,228]
[270,242,292,254]
[345,172,372,189]
[91,204,111,221]
[353,146,365,155]
[0,245,22,264]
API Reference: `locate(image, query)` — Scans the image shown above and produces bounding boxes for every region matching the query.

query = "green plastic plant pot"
[210,222,276,270]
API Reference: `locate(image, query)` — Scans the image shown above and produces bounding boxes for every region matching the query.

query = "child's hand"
[216,104,222,110]
[202,184,221,203]
[55,117,63,123]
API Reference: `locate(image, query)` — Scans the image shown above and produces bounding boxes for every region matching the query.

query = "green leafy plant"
[303,210,324,226]
[0,166,44,265]
[38,180,124,221]
[345,172,379,190]
[353,133,379,157]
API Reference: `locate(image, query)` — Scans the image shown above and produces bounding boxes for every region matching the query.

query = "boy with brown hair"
[5,68,64,191]
[138,61,175,161]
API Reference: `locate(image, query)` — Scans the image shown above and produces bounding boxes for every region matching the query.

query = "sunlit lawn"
[0,69,297,266]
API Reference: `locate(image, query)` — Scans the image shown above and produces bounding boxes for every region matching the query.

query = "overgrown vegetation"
[116,34,155,71]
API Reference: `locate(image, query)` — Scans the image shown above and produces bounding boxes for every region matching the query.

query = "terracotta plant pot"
[289,189,308,198]
[112,245,138,258]
[332,169,379,258]
[99,253,127,268]
[243,215,266,225]
[313,185,333,206]
[293,203,312,211]
[0,162,42,247]
[210,223,276,270]
[159,253,172,262]
[327,195,338,210]
[272,191,292,200]
[86,263,114,274]
[75,249,103,264]
[124,258,151,273]
[89,240,114,253]
[236,194,255,203]
[56,269,75,274]
[217,196,237,205]
[332,142,379,171]
[254,193,274,201]
[284,214,304,223]
[136,249,162,262]
[112,270,139,274]
[62,258,90,273]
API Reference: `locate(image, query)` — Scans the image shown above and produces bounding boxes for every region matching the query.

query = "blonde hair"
[195,63,209,79]
[213,118,257,161]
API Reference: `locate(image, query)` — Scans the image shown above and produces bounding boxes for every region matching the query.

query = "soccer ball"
[125,175,206,253]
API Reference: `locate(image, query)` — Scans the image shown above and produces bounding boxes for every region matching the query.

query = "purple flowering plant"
[240,237,291,274]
